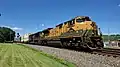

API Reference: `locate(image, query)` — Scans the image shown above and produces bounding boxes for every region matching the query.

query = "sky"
[0,0,120,35]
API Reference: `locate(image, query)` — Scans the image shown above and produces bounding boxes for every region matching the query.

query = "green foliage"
[0,27,15,42]
[18,44,76,67]
[103,34,120,42]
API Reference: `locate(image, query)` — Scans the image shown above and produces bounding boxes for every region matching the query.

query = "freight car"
[29,16,104,49]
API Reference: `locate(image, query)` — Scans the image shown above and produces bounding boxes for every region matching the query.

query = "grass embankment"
[0,43,76,67]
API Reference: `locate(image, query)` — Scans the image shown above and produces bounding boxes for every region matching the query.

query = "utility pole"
[17,33,20,42]
[108,28,110,42]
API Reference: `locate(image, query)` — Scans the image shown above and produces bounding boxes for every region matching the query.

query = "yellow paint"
[45,16,98,38]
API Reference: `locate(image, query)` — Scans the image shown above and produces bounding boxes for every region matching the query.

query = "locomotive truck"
[29,16,104,49]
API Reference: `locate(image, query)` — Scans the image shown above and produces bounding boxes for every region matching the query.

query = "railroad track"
[23,43,120,58]
[91,48,120,58]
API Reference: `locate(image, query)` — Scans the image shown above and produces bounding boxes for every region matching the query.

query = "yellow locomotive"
[29,16,104,49]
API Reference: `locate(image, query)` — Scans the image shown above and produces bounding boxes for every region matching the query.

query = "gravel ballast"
[25,44,120,67]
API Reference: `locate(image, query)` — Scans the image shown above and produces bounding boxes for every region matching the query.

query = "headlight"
[78,41,80,42]
[70,41,72,42]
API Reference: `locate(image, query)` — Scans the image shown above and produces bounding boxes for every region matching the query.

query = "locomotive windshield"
[76,17,91,23]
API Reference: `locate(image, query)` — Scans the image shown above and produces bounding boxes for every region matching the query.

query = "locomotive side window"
[84,17,91,21]
[76,17,91,22]
[72,19,75,24]
[68,19,75,25]
[76,18,83,22]
[59,24,63,28]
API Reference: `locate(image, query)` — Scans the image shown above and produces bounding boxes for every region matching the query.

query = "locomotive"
[29,16,104,49]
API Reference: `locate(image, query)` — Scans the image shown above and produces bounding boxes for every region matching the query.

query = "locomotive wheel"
[75,42,79,47]
[62,41,71,48]
[67,42,71,47]
[41,41,43,45]
[44,41,48,45]
[62,41,67,47]
[96,41,103,49]
[74,42,81,49]
[86,41,103,49]
[86,42,98,50]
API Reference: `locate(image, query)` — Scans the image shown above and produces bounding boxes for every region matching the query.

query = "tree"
[0,27,15,42]
[103,34,120,42]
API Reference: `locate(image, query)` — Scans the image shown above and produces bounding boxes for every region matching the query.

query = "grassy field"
[0,43,76,67]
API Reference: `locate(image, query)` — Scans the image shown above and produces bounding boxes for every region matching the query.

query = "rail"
[91,48,120,58]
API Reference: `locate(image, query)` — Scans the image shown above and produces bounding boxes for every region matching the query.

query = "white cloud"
[118,4,120,7]
[1,25,10,28]
[0,25,23,31]
[11,27,23,31]
[35,27,38,30]
[41,24,45,26]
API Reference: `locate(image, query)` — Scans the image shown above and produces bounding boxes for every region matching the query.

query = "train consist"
[27,16,104,49]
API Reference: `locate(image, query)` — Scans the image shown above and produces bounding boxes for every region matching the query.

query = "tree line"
[103,34,120,42]
[0,27,15,42]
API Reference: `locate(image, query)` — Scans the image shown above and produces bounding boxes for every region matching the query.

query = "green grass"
[0,43,76,67]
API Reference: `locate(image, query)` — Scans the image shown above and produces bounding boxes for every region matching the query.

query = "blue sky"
[0,0,120,35]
